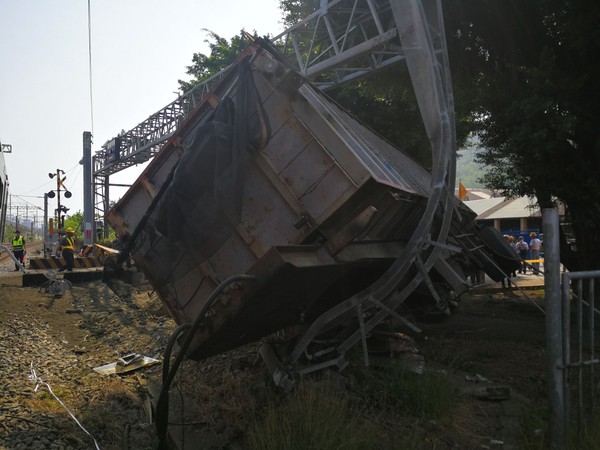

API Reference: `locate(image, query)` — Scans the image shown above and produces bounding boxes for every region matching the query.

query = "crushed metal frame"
[104,0,518,386]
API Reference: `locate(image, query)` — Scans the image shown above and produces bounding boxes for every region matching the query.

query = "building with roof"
[457,187,546,240]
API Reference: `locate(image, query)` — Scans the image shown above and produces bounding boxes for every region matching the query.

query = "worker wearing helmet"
[58,227,76,272]
[515,236,529,274]
[529,232,542,275]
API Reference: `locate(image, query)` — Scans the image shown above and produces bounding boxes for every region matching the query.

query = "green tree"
[279,0,319,27]
[4,223,16,244]
[456,145,487,189]
[63,211,84,242]
[445,0,600,270]
[178,30,257,93]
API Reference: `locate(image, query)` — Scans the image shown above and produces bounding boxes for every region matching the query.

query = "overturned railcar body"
[106,40,515,367]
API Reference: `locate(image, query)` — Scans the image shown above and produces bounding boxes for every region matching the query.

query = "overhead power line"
[87,0,95,135]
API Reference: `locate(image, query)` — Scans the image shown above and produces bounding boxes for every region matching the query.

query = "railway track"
[0,240,44,266]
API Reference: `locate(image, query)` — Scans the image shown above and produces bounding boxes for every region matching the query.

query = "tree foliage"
[279,0,319,27]
[178,30,256,93]
[445,0,600,269]
[63,211,84,242]
[456,145,488,189]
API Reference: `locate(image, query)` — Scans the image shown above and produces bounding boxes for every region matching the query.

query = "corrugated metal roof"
[465,196,541,220]
[463,197,505,216]
[483,197,540,219]
[299,85,432,197]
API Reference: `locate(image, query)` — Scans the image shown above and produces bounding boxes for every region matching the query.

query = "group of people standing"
[507,232,542,276]
[500,232,542,289]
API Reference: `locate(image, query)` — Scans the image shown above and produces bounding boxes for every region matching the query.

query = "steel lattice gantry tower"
[92,0,455,241]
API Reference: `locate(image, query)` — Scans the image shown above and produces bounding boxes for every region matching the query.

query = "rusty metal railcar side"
[106,34,514,366]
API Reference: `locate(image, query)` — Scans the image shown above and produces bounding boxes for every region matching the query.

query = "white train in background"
[0,148,8,243]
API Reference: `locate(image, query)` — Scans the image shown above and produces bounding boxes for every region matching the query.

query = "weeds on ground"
[419,336,481,374]
[351,358,496,448]
[520,403,546,450]
[354,359,459,419]
[78,377,156,449]
[26,387,71,413]
[245,359,467,450]
[567,400,600,450]
[245,382,381,450]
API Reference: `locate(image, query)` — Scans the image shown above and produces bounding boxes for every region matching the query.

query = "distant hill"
[455,146,488,188]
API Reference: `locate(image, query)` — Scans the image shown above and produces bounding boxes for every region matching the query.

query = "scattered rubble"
[0,260,548,449]
[0,282,174,449]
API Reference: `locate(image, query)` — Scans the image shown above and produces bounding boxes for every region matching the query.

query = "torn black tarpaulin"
[153,57,270,264]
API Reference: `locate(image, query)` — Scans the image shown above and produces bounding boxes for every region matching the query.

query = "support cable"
[87,0,95,135]
[155,274,256,449]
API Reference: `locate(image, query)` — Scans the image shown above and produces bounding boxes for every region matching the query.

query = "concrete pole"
[544,207,565,449]
[82,131,94,245]
[103,176,110,239]
[43,194,48,257]
[56,168,62,231]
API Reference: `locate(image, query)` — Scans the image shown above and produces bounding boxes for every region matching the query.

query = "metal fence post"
[544,207,565,449]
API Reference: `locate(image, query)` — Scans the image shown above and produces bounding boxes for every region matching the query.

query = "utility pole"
[56,169,61,229]
[47,169,72,232]
[43,194,48,257]
[83,132,94,245]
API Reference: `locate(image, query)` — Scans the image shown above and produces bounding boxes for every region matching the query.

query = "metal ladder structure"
[92,0,454,235]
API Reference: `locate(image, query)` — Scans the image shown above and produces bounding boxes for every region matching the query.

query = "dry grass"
[24,376,155,450]
[168,347,263,435]
[76,377,155,449]
[245,382,382,450]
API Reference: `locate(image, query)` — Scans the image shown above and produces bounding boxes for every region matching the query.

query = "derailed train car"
[106,39,518,371]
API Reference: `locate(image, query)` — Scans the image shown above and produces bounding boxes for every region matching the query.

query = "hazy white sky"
[0,0,284,218]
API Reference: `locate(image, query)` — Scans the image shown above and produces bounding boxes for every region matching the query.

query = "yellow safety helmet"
[66,227,74,233]
[530,232,536,237]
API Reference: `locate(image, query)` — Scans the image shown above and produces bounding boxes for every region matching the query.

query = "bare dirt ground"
[0,247,549,449]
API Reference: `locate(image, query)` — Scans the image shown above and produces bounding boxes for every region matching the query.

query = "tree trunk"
[561,202,600,272]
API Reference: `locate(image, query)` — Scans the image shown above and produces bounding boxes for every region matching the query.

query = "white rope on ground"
[28,362,101,450]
